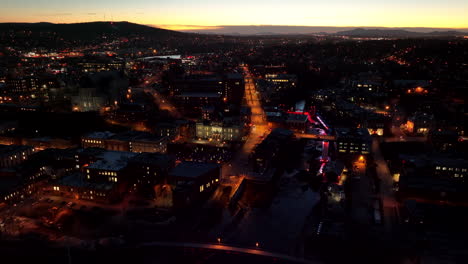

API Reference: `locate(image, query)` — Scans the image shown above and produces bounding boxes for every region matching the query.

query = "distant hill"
[335,28,466,38]
[177,25,468,36]
[0,21,185,41]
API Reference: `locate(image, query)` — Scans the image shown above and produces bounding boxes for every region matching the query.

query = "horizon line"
[1,21,468,30]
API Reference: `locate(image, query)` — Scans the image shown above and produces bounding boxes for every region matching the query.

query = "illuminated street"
[221,66,270,180]
[141,241,320,264]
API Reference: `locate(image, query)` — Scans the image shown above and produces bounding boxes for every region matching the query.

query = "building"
[224,73,245,105]
[170,162,221,207]
[82,131,115,149]
[78,59,125,73]
[398,154,468,203]
[264,74,297,92]
[174,92,223,116]
[81,131,167,153]
[335,128,371,155]
[168,142,233,163]
[0,144,35,168]
[285,113,309,132]
[71,87,107,112]
[127,153,176,197]
[49,172,120,203]
[429,130,459,152]
[195,121,244,142]
[154,122,181,140]
[84,151,137,184]
[249,128,295,176]
[363,113,391,137]
[406,112,434,135]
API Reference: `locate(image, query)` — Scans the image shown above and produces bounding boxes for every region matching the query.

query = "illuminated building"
[71,88,107,112]
[127,153,175,197]
[168,142,233,163]
[82,131,115,149]
[78,60,125,73]
[406,112,434,135]
[170,162,221,207]
[82,131,167,153]
[6,76,39,95]
[49,172,120,203]
[264,74,297,92]
[0,144,34,168]
[154,122,181,140]
[195,121,244,142]
[85,151,136,184]
[335,128,371,155]
[398,154,468,203]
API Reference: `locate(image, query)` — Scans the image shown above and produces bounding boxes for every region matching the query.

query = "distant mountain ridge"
[177,25,468,36]
[0,21,185,40]
[335,28,466,37]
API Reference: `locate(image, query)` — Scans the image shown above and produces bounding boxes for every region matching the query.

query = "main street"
[221,66,269,179]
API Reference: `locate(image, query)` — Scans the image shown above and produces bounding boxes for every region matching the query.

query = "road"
[140,241,320,264]
[141,75,181,118]
[371,138,399,234]
[221,66,270,180]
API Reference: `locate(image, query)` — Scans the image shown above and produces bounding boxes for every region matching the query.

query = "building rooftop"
[87,151,137,171]
[335,128,371,141]
[0,144,33,157]
[286,113,308,123]
[170,161,219,179]
[129,153,174,167]
[84,131,115,139]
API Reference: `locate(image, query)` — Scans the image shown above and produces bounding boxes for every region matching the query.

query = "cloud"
[86,13,97,16]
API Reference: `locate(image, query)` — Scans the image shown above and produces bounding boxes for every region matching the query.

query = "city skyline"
[1,0,468,30]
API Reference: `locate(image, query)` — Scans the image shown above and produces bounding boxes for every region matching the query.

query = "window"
[200,185,204,192]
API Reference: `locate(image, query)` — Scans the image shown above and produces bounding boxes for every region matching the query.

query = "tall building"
[335,128,371,155]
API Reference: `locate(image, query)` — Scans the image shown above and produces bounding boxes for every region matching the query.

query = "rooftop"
[0,144,33,157]
[84,131,115,139]
[170,161,219,179]
[87,151,137,171]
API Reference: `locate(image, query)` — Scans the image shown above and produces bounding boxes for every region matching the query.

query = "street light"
[359,155,365,162]
[217,237,221,243]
